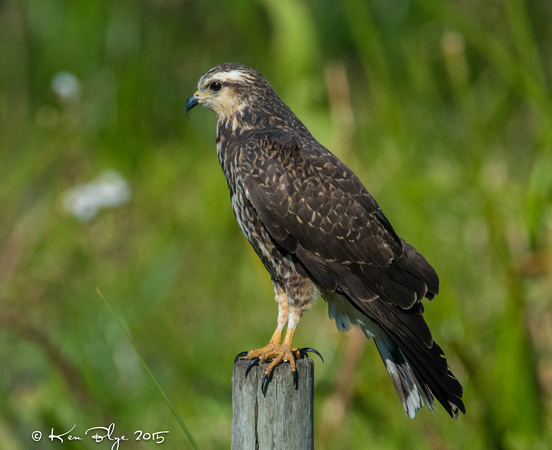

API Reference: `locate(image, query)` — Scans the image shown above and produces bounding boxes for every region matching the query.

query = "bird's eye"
[210,81,222,92]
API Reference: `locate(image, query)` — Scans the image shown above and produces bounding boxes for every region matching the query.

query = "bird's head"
[185,63,275,121]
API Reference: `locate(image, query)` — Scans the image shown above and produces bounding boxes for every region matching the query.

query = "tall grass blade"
[95,286,200,450]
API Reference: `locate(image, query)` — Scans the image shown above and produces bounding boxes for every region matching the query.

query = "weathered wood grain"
[232,358,314,450]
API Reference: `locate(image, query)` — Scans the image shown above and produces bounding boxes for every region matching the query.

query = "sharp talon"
[261,372,271,396]
[299,347,324,363]
[245,357,260,377]
[292,370,298,390]
[234,351,249,363]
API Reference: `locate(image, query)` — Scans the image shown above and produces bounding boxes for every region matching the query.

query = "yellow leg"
[235,290,323,393]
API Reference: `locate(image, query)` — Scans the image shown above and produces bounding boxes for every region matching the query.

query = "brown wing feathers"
[241,132,465,418]
[241,135,431,308]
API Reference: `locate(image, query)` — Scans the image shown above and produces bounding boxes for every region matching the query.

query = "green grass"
[1,0,551,448]
[95,286,199,449]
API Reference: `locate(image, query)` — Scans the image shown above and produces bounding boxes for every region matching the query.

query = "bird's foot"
[234,343,323,394]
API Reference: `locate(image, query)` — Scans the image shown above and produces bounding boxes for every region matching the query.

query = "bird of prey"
[185,62,465,419]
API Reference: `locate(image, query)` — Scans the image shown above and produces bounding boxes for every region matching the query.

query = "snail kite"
[185,63,465,419]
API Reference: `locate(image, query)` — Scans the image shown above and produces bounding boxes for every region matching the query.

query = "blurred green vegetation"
[1,0,551,448]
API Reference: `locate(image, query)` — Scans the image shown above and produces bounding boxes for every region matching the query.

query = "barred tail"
[370,329,464,419]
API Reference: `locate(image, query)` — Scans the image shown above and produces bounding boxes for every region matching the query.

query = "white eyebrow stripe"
[200,70,251,89]
[216,70,247,82]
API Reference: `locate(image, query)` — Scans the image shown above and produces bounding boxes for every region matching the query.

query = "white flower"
[62,170,131,221]
[51,71,81,103]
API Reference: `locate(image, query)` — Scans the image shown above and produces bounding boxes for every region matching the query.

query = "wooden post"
[232,358,314,450]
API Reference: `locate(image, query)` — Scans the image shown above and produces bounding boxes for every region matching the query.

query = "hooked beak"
[185,94,200,119]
